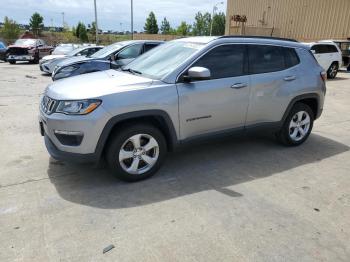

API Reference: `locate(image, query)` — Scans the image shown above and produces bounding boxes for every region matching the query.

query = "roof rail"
[219,35,298,43]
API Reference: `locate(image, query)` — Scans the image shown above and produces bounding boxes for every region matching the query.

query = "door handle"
[230,83,247,89]
[284,76,296,81]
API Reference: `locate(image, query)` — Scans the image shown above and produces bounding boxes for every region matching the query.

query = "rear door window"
[326,45,338,53]
[248,45,299,74]
[248,45,285,74]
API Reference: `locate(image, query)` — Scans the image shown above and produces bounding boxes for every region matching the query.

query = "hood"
[8,44,34,49]
[46,70,154,100]
[56,56,94,67]
[42,54,66,61]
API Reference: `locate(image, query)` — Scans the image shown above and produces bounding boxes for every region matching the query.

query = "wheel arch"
[282,93,321,123]
[95,110,179,160]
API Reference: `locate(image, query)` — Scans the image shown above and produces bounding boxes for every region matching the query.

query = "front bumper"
[8,55,35,61]
[44,135,97,163]
[39,104,111,162]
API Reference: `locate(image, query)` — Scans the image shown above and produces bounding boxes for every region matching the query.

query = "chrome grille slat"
[41,96,57,114]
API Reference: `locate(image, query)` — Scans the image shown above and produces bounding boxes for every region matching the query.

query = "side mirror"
[311,49,316,54]
[183,67,211,82]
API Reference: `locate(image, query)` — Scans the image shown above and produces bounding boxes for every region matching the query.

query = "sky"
[0,0,227,32]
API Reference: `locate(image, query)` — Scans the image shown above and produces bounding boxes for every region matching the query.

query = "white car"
[304,41,342,79]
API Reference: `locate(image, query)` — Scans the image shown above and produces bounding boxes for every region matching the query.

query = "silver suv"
[39,36,327,181]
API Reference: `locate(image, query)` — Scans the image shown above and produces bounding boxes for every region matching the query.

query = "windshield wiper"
[121,68,142,75]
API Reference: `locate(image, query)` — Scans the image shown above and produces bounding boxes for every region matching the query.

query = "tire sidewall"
[327,62,338,79]
[106,124,167,182]
[280,103,314,146]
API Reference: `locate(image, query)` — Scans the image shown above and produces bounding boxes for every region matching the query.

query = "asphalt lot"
[0,61,349,262]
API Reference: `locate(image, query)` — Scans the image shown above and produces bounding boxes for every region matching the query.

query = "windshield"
[124,41,205,80]
[14,39,36,46]
[0,42,6,48]
[90,43,124,58]
[52,45,75,55]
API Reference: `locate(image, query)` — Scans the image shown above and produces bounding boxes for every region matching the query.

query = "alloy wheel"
[118,134,159,175]
[289,111,311,142]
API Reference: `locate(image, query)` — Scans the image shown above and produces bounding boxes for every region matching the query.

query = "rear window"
[248,45,299,74]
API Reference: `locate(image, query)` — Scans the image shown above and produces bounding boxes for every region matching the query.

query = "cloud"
[0,0,226,31]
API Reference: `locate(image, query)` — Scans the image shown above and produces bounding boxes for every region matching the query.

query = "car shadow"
[328,77,349,82]
[47,133,349,209]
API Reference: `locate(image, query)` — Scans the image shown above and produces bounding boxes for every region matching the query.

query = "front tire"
[8,60,16,64]
[327,62,338,79]
[277,103,314,146]
[106,124,167,182]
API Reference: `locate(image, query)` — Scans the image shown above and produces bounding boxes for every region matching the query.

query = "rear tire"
[8,60,16,64]
[327,62,338,79]
[106,123,167,182]
[277,103,314,146]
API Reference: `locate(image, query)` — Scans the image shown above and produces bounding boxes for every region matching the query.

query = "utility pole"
[94,0,99,44]
[61,12,65,28]
[131,0,134,39]
[210,1,224,36]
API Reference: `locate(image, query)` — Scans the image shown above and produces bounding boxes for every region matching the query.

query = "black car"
[52,40,163,81]
[0,41,8,61]
[333,40,350,70]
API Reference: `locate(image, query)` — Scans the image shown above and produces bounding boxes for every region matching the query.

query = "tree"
[78,23,88,42]
[144,12,159,34]
[29,12,44,36]
[192,12,211,36]
[160,17,171,34]
[211,12,226,35]
[0,17,21,41]
[75,22,83,38]
[90,21,97,35]
[177,21,191,36]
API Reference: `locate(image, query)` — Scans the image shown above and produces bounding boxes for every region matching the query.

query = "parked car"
[0,41,8,61]
[40,46,104,74]
[304,41,342,79]
[331,40,350,70]
[7,38,53,64]
[51,40,163,81]
[51,44,79,55]
[39,36,326,182]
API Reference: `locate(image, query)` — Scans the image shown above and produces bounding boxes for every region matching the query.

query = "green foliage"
[160,17,171,34]
[144,12,159,34]
[78,23,88,42]
[29,12,44,36]
[177,21,192,36]
[90,21,97,35]
[0,16,21,41]
[192,12,211,36]
[76,22,82,38]
[211,12,226,35]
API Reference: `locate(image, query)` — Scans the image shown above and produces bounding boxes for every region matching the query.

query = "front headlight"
[56,99,101,115]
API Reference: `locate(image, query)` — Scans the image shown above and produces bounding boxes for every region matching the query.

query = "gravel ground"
[0,61,350,262]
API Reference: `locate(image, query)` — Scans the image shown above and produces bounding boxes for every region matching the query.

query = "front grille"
[41,96,57,114]
[9,47,29,56]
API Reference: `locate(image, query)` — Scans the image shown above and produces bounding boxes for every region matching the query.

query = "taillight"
[320,71,327,82]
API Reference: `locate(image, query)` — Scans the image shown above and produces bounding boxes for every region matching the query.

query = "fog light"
[54,130,84,146]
